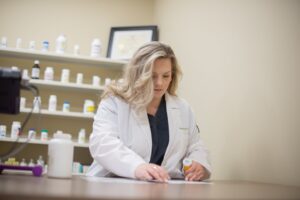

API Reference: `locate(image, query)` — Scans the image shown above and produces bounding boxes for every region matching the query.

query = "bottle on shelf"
[48,95,57,112]
[33,96,42,112]
[28,40,36,50]
[0,125,7,138]
[55,34,67,54]
[22,69,30,80]
[28,159,35,167]
[62,101,70,112]
[20,158,27,166]
[1,36,7,48]
[31,60,40,79]
[37,155,45,168]
[44,66,54,81]
[28,128,36,139]
[73,44,80,55]
[76,73,83,84]
[40,129,48,141]
[11,121,21,139]
[61,69,70,83]
[90,38,101,57]
[16,38,22,49]
[77,129,86,144]
[42,40,49,51]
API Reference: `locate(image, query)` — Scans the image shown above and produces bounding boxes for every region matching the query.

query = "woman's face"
[152,58,172,100]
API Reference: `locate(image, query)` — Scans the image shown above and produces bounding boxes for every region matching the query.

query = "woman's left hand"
[184,161,209,181]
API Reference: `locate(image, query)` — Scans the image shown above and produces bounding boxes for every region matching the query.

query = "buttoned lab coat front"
[87,93,211,179]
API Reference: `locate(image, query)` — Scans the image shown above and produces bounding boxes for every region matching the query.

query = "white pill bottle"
[48,132,74,178]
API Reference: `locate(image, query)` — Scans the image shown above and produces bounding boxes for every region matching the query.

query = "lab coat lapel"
[131,106,152,160]
[164,93,180,162]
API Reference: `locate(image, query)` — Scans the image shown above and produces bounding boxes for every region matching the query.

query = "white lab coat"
[86,93,211,179]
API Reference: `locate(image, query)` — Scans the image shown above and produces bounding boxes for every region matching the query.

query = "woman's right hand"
[134,163,170,182]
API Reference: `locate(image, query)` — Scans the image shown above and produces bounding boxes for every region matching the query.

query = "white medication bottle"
[42,40,49,51]
[92,75,100,86]
[31,60,40,79]
[16,38,22,49]
[1,36,7,48]
[11,121,21,139]
[77,129,86,144]
[62,101,70,112]
[73,44,80,55]
[48,95,57,112]
[0,125,7,138]
[41,129,48,141]
[44,66,54,81]
[55,34,67,54]
[20,97,26,109]
[48,132,74,178]
[61,69,70,83]
[22,69,30,80]
[90,38,101,57]
[83,99,95,114]
[28,128,36,139]
[76,73,83,84]
[28,40,36,50]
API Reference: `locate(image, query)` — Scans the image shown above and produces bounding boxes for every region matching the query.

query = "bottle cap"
[34,60,40,64]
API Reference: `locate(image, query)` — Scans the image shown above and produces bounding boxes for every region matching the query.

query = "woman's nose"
[154,77,163,86]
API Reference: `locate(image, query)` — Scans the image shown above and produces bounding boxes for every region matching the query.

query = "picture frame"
[107,25,158,60]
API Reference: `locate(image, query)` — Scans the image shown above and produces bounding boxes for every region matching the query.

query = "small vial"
[62,101,70,112]
[28,128,36,139]
[31,60,40,79]
[40,129,48,141]
[183,158,193,172]
[28,159,35,167]
[20,158,27,166]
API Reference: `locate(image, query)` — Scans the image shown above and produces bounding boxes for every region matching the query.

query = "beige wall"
[1,0,300,186]
[154,0,300,186]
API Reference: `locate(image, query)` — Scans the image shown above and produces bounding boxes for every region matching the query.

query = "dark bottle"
[31,60,40,79]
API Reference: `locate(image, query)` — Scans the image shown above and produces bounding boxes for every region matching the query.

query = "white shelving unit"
[20,108,94,119]
[0,47,127,69]
[29,79,105,93]
[0,136,89,148]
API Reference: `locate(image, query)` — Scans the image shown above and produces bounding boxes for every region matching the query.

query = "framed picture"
[107,25,158,60]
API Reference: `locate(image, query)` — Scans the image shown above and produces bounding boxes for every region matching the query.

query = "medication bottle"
[83,99,95,114]
[92,75,100,86]
[37,155,45,168]
[29,40,36,50]
[22,69,30,80]
[90,38,101,57]
[62,101,70,112]
[48,95,57,112]
[77,129,86,144]
[41,129,48,141]
[76,73,83,84]
[1,36,7,48]
[48,132,74,178]
[31,60,40,79]
[0,125,7,138]
[20,158,27,166]
[55,34,67,54]
[182,158,193,172]
[20,97,26,109]
[28,128,36,139]
[61,69,70,83]
[42,40,49,51]
[44,67,54,81]
[11,121,21,139]
[16,38,22,49]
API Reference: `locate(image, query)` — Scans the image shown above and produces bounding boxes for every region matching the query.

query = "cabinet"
[0,47,126,169]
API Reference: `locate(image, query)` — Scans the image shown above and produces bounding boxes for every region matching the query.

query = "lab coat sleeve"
[89,97,146,179]
[185,105,212,176]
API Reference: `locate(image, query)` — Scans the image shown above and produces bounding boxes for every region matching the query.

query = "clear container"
[48,132,74,178]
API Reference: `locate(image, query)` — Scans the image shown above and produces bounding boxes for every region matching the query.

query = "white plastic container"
[20,97,26,109]
[77,129,86,144]
[0,125,7,138]
[55,34,67,54]
[42,40,49,51]
[28,128,36,139]
[62,101,70,112]
[22,69,30,80]
[11,121,21,139]
[61,69,70,83]
[1,37,7,48]
[48,132,74,178]
[76,73,83,84]
[33,96,42,112]
[48,95,57,112]
[83,99,95,114]
[90,38,101,57]
[44,67,54,81]
[92,75,100,86]
[40,129,48,141]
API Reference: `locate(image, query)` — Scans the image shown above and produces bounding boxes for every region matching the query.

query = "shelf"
[0,136,89,148]
[0,47,127,69]
[20,108,94,119]
[29,79,105,93]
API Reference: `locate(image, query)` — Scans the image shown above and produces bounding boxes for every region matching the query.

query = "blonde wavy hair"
[102,41,182,109]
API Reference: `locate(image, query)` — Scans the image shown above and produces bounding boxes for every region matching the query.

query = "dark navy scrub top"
[147,95,169,165]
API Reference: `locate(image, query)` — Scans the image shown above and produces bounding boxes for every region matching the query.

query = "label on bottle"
[32,67,40,79]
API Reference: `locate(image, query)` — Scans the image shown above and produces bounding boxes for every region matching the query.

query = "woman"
[87,41,211,182]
